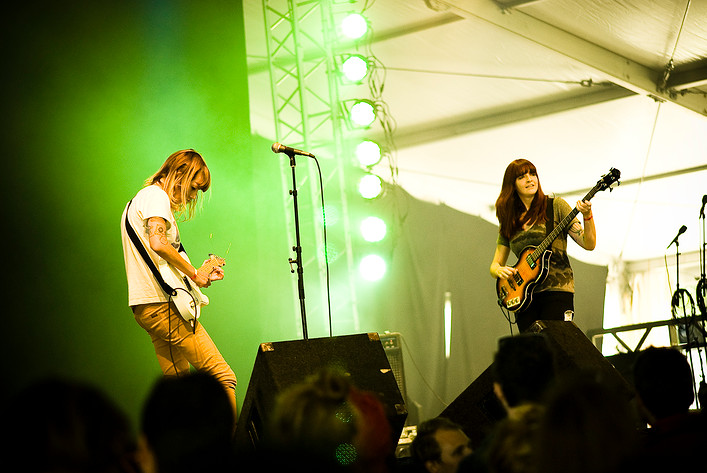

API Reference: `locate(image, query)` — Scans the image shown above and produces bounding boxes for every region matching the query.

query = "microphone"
[667,225,687,248]
[271,142,315,158]
[700,195,706,218]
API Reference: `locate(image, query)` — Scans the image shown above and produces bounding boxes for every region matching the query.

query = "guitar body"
[159,260,209,327]
[157,253,225,328]
[496,246,552,312]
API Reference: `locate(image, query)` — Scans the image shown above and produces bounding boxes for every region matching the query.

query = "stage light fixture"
[322,205,342,231]
[360,216,387,242]
[359,254,387,281]
[341,54,369,83]
[349,99,376,128]
[358,173,383,199]
[324,242,341,263]
[340,13,368,39]
[355,140,381,167]
[444,291,452,359]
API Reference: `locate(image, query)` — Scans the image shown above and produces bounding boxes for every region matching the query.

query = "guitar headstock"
[597,168,621,191]
[207,253,226,267]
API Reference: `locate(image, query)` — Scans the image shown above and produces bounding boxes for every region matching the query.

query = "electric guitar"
[158,253,225,328]
[496,168,620,312]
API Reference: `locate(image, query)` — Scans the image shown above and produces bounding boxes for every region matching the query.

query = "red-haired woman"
[489,159,596,332]
[121,149,238,422]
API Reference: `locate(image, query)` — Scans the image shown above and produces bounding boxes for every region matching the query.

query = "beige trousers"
[133,302,238,420]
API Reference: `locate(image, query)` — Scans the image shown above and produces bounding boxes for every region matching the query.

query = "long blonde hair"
[146,149,210,220]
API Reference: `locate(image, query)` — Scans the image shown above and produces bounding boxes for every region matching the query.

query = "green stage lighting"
[349,100,376,128]
[342,54,369,83]
[324,242,341,263]
[341,13,368,39]
[360,216,387,242]
[355,140,381,167]
[358,174,383,199]
[359,254,386,281]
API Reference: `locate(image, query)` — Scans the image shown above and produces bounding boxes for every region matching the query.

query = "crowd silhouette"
[4,342,704,473]
[2,377,140,473]
[138,372,237,473]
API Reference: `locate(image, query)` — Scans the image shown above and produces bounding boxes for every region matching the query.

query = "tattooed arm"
[147,216,211,287]
[569,200,596,250]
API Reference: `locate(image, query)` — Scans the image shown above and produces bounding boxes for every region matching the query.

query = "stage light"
[323,204,340,226]
[341,13,368,40]
[324,242,342,263]
[359,254,386,281]
[355,140,381,167]
[360,216,387,242]
[358,173,383,199]
[444,291,452,359]
[349,99,376,128]
[341,54,369,83]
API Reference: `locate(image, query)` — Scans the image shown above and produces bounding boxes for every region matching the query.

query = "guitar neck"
[532,186,600,258]
[199,256,224,274]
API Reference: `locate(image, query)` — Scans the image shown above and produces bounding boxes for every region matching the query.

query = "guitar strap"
[545,197,554,239]
[124,200,177,297]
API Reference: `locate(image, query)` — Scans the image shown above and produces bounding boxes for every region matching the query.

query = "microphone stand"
[671,230,702,409]
[699,203,707,318]
[285,150,308,340]
[696,203,707,407]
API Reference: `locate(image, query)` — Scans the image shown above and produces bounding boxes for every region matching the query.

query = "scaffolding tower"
[261,0,362,337]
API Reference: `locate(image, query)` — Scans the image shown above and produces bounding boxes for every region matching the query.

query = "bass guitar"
[496,168,620,312]
[159,253,226,328]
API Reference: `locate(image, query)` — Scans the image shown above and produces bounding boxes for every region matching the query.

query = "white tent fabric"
[245,0,706,264]
[378,96,707,266]
[244,0,707,337]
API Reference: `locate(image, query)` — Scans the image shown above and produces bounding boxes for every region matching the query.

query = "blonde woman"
[121,149,237,421]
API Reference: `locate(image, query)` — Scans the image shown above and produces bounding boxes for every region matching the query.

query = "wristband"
[189,269,198,281]
[583,215,593,221]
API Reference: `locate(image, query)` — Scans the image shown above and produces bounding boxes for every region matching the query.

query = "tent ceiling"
[244,0,707,266]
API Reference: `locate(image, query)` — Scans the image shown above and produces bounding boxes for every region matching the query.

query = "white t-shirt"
[121,185,192,306]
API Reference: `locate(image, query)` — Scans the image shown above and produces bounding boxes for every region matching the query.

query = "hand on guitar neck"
[192,254,226,288]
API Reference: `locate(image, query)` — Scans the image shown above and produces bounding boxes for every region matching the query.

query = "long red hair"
[495,159,548,240]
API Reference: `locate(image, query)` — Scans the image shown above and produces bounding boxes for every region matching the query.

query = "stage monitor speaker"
[234,332,407,454]
[380,332,407,403]
[440,320,633,449]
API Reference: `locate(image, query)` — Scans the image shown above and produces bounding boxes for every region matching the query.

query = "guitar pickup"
[513,273,524,285]
[182,275,194,290]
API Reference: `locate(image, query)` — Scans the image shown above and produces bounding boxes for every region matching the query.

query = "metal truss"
[262,0,361,336]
